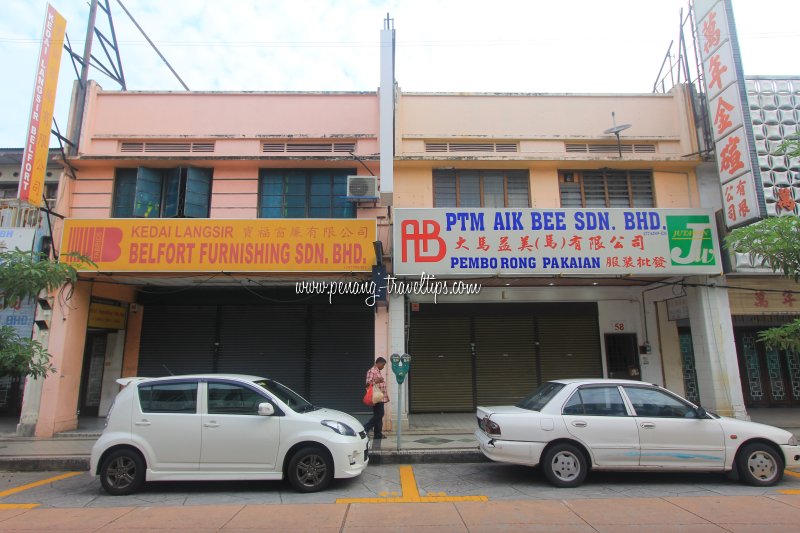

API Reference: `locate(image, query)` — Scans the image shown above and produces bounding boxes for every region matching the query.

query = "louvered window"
[433,169,530,207]
[558,170,654,208]
[258,168,356,218]
[119,142,216,153]
[564,143,656,154]
[261,142,356,153]
[112,167,213,218]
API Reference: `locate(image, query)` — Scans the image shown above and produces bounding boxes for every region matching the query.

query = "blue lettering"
[530,211,566,231]
[574,211,610,230]
[624,211,661,230]
[446,212,484,231]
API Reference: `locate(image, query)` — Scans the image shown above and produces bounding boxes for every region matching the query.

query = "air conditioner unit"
[346,175,378,198]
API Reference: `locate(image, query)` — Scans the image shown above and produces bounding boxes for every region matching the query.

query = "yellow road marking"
[0,472,82,499]
[0,504,39,509]
[784,470,800,479]
[337,465,488,504]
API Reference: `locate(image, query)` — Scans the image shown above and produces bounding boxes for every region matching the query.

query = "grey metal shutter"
[216,305,307,394]
[409,316,473,412]
[538,315,602,383]
[138,305,217,376]
[474,315,537,405]
[309,304,374,414]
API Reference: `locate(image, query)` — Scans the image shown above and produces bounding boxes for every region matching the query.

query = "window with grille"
[433,169,530,208]
[558,170,654,208]
[259,168,356,218]
[113,167,212,218]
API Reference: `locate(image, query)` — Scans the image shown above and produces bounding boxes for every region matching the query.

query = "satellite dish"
[603,112,632,157]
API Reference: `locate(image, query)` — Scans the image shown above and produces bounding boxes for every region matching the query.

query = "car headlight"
[789,435,798,446]
[321,420,357,436]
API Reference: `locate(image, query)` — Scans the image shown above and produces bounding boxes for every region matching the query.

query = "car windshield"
[253,379,317,413]
[515,382,565,411]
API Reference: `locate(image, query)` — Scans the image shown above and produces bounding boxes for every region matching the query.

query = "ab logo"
[400,220,446,263]
[667,216,716,266]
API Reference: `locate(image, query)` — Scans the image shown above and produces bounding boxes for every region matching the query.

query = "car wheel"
[736,443,784,486]
[99,448,146,496]
[287,446,333,493]
[541,443,588,488]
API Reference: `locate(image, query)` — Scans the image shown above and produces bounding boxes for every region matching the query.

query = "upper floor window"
[112,167,212,218]
[258,169,355,218]
[433,169,530,208]
[559,170,654,208]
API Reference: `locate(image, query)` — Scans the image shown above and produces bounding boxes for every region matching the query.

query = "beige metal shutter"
[409,316,473,412]
[538,315,602,382]
[474,315,537,405]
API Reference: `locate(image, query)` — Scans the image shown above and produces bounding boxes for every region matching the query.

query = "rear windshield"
[515,382,565,411]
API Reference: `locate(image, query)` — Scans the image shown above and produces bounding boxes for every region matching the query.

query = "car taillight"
[482,417,501,436]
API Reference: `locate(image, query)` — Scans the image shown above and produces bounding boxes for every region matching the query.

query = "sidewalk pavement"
[2,494,800,531]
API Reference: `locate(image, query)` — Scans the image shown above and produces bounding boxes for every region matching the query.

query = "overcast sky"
[1,0,798,148]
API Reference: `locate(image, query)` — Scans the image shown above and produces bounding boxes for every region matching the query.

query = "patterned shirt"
[366,365,389,403]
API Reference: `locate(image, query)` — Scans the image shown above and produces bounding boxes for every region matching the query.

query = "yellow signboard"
[61,219,376,272]
[88,302,127,330]
[18,4,66,207]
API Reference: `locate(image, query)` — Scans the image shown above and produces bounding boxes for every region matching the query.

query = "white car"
[90,374,369,495]
[475,378,800,488]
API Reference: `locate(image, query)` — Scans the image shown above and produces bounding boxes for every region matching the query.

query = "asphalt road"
[2,462,800,508]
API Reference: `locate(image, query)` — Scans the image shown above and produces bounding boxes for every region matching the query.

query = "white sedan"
[91,374,369,495]
[475,378,800,487]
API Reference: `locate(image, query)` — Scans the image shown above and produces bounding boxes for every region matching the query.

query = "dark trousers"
[364,401,385,436]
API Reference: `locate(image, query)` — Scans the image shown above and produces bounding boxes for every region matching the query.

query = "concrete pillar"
[686,275,747,419]
[388,294,409,431]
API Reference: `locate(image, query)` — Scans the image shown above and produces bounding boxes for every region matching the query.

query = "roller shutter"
[538,315,602,382]
[138,305,217,376]
[310,304,374,413]
[216,305,308,395]
[474,315,537,405]
[409,316,473,412]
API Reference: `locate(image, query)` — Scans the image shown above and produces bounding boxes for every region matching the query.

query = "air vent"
[425,142,518,153]
[119,142,215,153]
[262,142,356,153]
[565,143,656,154]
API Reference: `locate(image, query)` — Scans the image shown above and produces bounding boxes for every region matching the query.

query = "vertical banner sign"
[18,4,66,207]
[693,0,764,229]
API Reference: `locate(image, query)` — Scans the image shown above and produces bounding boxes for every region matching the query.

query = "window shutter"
[134,168,163,218]
[459,171,481,207]
[581,171,607,207]
[433,170,457,207]
[113,169,138,217]
[184,167,213,218]
[630,171,654,207]
[162,168,182,218]
[605,171,630,207]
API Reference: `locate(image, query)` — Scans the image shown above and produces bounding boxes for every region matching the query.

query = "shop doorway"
[79,332,108,417]
[604,333,641,380]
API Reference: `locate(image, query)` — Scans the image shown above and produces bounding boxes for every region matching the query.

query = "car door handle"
[203,422,220,428]
[134,420,151,427]
[571,421,587,428]
[640,422,656,429]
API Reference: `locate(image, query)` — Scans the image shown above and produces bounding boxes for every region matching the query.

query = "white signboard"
[393,208,722,276]
[694,0,763,228]
[0,228,36,253]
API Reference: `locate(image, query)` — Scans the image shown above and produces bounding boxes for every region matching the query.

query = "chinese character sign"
[693,0,762,228]
[393,209,722,276]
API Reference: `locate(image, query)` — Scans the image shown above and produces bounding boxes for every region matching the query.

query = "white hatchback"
[90,374,369,495]
[475,379,800,488]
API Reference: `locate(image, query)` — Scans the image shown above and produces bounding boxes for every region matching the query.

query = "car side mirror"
[695,407,707,418]
[258,402,275,416]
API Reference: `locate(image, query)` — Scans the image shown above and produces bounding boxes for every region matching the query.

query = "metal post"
[396,383,402,451]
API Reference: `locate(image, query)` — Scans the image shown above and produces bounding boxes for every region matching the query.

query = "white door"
[200,382,281,472]
[622,386,726,468]
[562,386,639,467]
[134,381,201,471]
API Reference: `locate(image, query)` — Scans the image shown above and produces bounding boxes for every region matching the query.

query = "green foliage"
[0,250,92,379]
[726,216,800,352]
[778,131,800,159]
[725,216,800,282]
[0,326,54,379]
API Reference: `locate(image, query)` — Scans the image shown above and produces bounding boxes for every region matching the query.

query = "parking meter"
[389,353,411,449]
[390,353,410,384]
